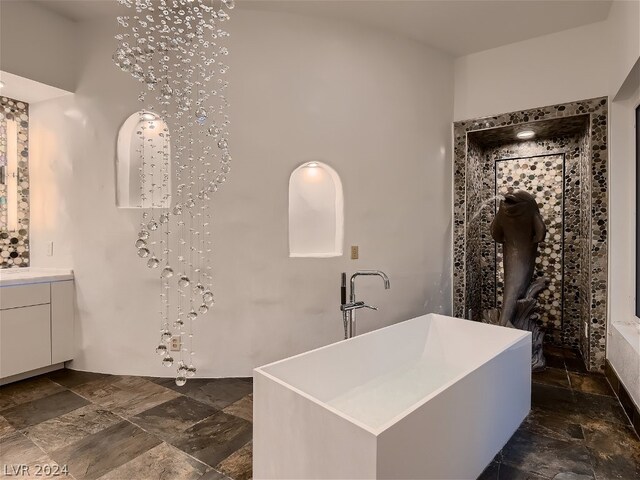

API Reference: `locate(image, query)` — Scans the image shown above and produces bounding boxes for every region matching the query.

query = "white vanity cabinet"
[0,270,74,380]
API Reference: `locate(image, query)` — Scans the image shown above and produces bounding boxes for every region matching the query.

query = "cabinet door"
[51,281,74,363]
[0,304,51,378]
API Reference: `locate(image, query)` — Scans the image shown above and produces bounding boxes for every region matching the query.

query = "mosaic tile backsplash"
[0,96,29,268]
[453,98,608,372]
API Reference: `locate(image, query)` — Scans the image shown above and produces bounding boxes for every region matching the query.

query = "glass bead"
[161,84,173,99]
[162,356,174,367]
[195,107,208,125]
[172,204,182,215]
[148,220,159,231]
[139,230,150,240]
[161,330,172,343]
[194,283,205,294]
[137,247,150,258]
[222,0,235,9]
[187,310,198,320]
[187,365,197,377]
[147,257,160,268]
[155,344,167,356]
[178,276,190,287]
[175,375,187,386]
[217,138,228,149]
[135,238,147,248]
[161,266,174,278]
[198,304,209,315]
[173,318,184,328]
[203,291,214,304]
[159,213,169,224]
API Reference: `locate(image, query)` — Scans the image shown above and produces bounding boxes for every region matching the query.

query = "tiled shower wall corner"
[464,139,484,321]
[453,97,608,371]
[0,96,30,268]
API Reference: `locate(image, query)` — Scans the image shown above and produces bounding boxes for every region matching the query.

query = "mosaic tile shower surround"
[464,139,485,320]
[579,129,591,362]
[481,134,585,350]
[453,97,608,371]
[0,96,29,268]
[494,155,565,337]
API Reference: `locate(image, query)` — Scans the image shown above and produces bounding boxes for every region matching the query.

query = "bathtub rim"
[254,313,531,436]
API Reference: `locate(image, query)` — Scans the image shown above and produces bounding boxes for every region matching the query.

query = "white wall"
[28,8,454,377]
[604,0,640,410]
[453,21,610,121]
[608,0,640,95]
[608,66,639,408]
[0,1,78,92]
[454,0,640,408]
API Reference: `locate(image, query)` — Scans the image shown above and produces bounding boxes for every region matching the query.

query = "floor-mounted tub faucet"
[340,270,390,339]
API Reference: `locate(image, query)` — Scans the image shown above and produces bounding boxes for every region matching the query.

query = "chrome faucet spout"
[341,270,390,339]
[350,270,390,301]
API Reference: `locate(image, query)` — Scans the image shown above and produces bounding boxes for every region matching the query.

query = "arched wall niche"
[288,161,344,258]
[116,111,171,208]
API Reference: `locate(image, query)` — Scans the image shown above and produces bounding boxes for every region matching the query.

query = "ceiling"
[0,71,72,103]
[31,0,613,57]
[468,115,590,148]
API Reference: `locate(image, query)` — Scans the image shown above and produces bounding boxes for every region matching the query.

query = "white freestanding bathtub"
[254,313,531,480]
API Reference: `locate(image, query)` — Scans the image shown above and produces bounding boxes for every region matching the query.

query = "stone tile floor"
[0,371,252,480]
[0,346,637,480]
[479,346,640,480]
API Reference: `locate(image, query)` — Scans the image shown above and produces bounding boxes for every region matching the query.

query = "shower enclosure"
[453,98,609,371]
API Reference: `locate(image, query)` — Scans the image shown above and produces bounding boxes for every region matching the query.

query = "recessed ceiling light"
[141,112,157,121]
[0,81,5,89]
[306,162,319,168]
[516,130,535,140]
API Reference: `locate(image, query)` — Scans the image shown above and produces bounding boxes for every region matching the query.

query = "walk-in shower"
[453,98,609,371]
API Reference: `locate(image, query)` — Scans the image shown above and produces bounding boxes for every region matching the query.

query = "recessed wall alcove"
[116,111,171,209]
[453,97,609,371]
[288,161,344,258]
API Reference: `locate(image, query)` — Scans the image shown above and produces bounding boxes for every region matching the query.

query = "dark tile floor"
[0,371,252,480]
[479,346,640,480]
[1,346,637,480]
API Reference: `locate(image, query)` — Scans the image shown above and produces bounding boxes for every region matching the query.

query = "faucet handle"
[363,304,378,311]
[340,301,364,312]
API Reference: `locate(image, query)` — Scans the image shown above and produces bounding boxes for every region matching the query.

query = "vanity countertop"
[0,268,74,287]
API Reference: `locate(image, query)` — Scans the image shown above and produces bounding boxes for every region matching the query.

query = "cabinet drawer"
[0,304,52,378]
[0,283,51,310]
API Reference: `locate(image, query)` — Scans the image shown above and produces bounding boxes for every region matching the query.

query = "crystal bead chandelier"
[113,0,234,385]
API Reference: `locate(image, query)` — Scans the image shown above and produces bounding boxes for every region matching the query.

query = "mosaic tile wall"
[453,97,608,371]
[0,96,30,268]
[494,155,565,338]
[464,139,484,320]
[481,134,585,349]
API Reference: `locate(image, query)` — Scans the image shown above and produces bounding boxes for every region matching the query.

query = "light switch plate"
[351,246,359,260]
[170,336,181,352]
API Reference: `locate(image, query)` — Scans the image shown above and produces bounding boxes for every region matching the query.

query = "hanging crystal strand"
[115,0,232,383]
[137,115,152,260]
